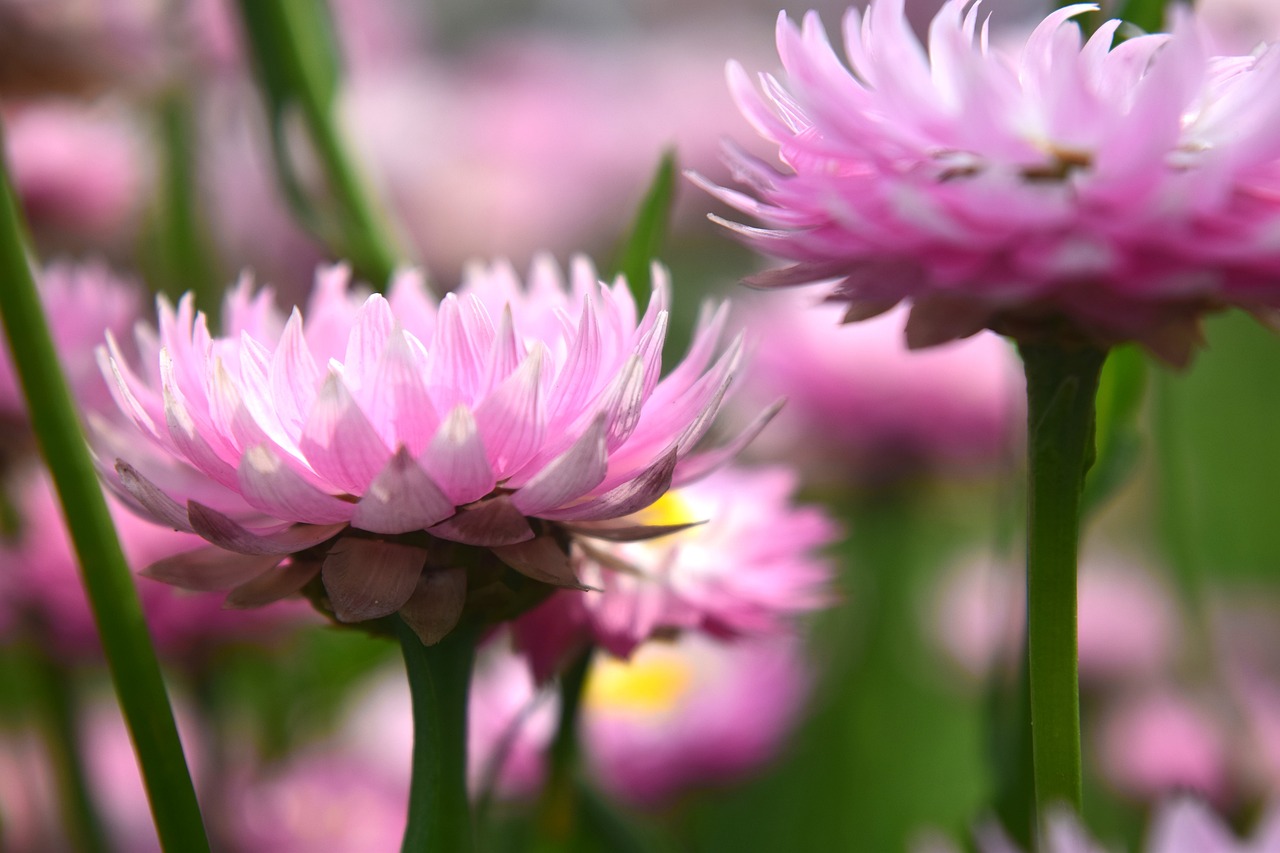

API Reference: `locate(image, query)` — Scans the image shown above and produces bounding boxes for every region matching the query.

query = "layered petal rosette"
[511,464,838,679]
[699,0,1280,363]
[97,258,763,642]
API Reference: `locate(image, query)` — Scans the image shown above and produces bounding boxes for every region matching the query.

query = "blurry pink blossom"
[4,101,149,246]
[464,632,814,807]
[511,464,838,679]
[931,551,1178,683]
[98,259,756,641]
[700,0,1280,363]
[1096,691,1232,804]
[0,471,315,660]
[1199,0,1280,53]
[0,261,140,418]
[733,292,1022,480]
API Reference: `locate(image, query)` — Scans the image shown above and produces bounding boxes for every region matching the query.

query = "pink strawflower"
[466,632,814,807]
[4,101,149,247]
[0,261,140,418]
[510,464,838,679]
[699,0,1280,364]
[0,471,315,660]
[732,291,1021,480]
[98,259,760,642]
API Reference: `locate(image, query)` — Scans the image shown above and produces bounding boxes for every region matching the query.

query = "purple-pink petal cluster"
[511,464,838,679]
[700,0,1280,362]
[98,258,754,638]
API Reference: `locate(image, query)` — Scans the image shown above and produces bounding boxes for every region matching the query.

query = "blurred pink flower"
[511,464,838,679]
[98,259,757,641]
[465,632,813,807]
[699,0,1280,363]
[4,101,149,247]
[930,551,1178,684]
[1199,0,1280,53]
[0,261,140,418]
[1096,691,1232,804]
[0,471,315,660]
[733,291,1022,480]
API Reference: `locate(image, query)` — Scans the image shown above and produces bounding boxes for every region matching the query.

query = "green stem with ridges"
[397,618,477,853]
[0,136,209,852]
[1019,342,1106,827]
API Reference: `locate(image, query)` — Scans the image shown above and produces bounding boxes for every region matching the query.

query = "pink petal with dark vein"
[561,520,705,542]
[670,398,784,488]
[426,495,533,546]
[321,537,428,623]
[225,558,322,609]
[114,459,193,531]
[350,448,455,534]
[398,568,467,645]
[238,445,355,524]
[473,345,546,478]
[142,547,282,591]
[188,501,345,556]
[537,448,678,522]
[510,416,607,516]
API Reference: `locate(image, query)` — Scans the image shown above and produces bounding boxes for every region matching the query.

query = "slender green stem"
[534,646,594,848]
[234,0,401,286]
[28,643,111,853]
[0,138,209,851]
[397,618,477,853]
[1019,342,1106,825]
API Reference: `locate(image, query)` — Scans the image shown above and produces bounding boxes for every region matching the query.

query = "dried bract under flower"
[697,0,1280,364]
[97,258,762,642]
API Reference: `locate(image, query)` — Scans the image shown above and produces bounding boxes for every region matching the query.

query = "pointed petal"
[114,460,193,531]
[561,520,705,542]
[321,537,428,623]
[538,448,678,522]
[238,445,355,524]
[398,568,467,645]
[350,448,455,534]
[225,558,322,608]
[426,495,533,546]
[473,346,546,478]
[490,535,584,588]
[142,547,283,591]
[364,330,439,455]
[419,406,496,505]
[671,398,784,487]
[510,416,608,516]
[300,373,392,494]
[187,501,345,556]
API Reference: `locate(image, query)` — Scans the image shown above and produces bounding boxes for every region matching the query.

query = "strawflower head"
[699,0,1280,364]
[98,258,762,643]
[510,463,838,679]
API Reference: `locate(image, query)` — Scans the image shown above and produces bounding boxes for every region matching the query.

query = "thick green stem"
[235,0,401,286]
[1019,342,1106,825]
[397,618,476,853]
[534,646,594,848]
[0,139,209,851]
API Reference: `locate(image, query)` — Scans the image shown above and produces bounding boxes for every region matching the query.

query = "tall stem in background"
[0,137,209,853]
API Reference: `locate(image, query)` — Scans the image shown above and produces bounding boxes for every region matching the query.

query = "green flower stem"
[235,0,401,286]
[396,618,477,853]
[1019,342,1107,823]
[29,644,110,853]
[0,144,210,851]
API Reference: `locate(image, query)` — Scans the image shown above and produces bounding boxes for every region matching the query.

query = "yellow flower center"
[632,490,698,529]
[584,650,694,717]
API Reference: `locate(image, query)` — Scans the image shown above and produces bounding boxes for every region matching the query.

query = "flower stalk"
[1019,342,1107,823]
[397,617,477,853]
[0,134,210,852]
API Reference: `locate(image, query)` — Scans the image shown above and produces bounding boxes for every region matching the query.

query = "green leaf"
[612,149,679,306]
[1083,344,1147,516]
